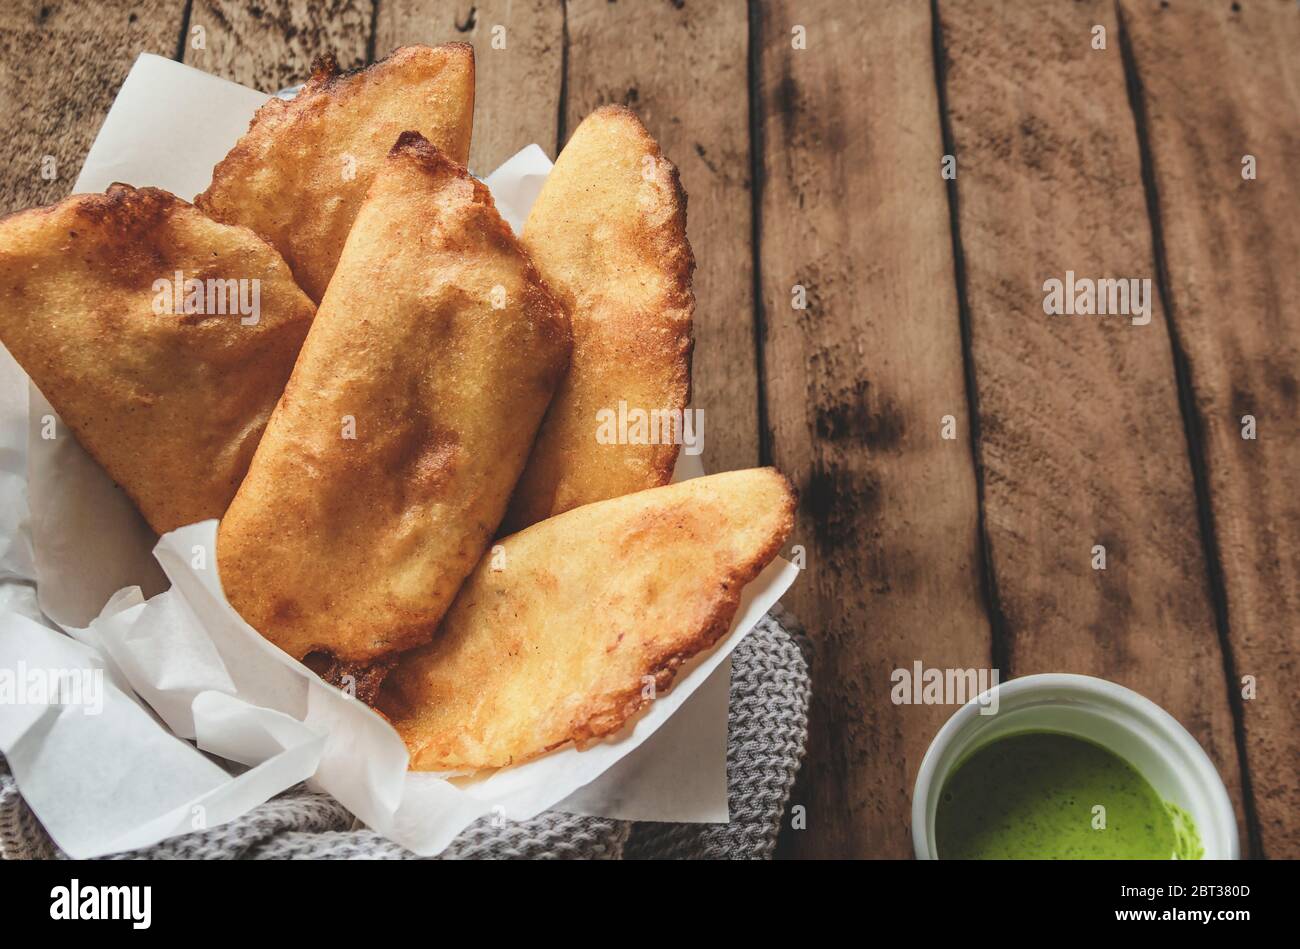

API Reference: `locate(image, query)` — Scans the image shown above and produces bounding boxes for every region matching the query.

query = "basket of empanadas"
[0,45,798,857]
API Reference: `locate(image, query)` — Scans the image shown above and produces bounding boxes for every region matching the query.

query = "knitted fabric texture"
[0,609,810,860]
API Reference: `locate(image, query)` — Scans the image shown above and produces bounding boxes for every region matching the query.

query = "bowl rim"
[910,672,1240,860]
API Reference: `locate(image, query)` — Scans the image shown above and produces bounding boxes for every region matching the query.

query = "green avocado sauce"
[935,732,1203,860]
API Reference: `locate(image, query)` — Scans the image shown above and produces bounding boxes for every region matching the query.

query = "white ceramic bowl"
[911,673,1239,859]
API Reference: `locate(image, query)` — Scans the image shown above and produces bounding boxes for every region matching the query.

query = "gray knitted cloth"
[0,609,810,860]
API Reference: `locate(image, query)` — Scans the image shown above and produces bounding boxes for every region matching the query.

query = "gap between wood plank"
[746,0,771,468]
[367,0,382,63]
[173,0,194,61]
[555,0,569,157]
[929,0,1012,679]
[1114,0,1263,860]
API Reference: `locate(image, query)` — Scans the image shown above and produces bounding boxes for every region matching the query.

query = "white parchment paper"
[0,54,798,857]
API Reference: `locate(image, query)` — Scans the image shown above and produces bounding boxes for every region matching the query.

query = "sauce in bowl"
[935,731,1202,859]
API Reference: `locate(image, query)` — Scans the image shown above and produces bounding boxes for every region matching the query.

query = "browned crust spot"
[0,182,183,233]
[0,182,309,279]
[388,128,456,166]
[306,651,399,706]
[306,43,473,93]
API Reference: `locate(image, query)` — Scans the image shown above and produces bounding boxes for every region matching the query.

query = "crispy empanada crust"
[502,105,695,532]
[0,184,315,533]
[218,133,571,663]
[197,44,475,302]
[379,468,795,771]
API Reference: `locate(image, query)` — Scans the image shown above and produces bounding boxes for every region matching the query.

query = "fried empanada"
[197,44,475,303]
[379,468,795,772]
[218,133,571,664]
[501,106,695,533]
[0,184,315,534]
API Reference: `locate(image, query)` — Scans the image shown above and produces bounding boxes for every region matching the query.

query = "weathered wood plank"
[936,0,1248,846]
[376,0,563,175]
[182,0,372,92]
[757,1,992,857]
[565,0,759,475]
[0,1,187,214]
[1119,0,1299,858]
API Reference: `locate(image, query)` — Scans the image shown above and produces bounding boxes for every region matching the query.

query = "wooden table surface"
[1,0,1295,859]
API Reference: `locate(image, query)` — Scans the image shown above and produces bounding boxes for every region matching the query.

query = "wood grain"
[0,1,186,214]
[182,0,372,92]
[565,0,759,474]
[1119,0,1299,858]
[756,0,992,858]
[936,0,1248,846]
[1,0,1294,859]
[376,0,563,175]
